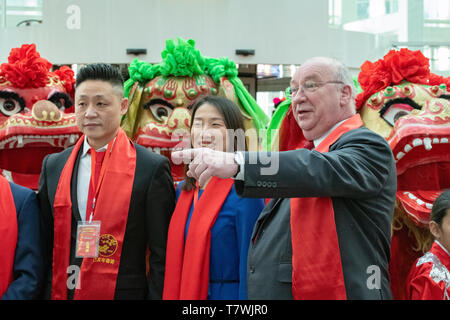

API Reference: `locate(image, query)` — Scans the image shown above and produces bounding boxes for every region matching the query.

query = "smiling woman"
[163,95,265,300]
[191,104,228,151]
[183,95,246,192]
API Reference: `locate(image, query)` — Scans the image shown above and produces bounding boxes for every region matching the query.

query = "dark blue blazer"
[1,182,44,300]
[176,182,264,300]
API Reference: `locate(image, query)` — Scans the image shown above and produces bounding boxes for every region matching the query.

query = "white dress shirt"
[313,119,347,148]
[77,137,108,221]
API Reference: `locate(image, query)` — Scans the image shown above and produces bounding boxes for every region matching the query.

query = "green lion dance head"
[121,38,268,181]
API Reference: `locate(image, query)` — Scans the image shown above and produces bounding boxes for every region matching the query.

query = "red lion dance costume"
[356,48,450,299]
[0,44,81,190]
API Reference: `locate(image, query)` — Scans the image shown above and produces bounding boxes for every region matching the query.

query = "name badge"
[75,221,101,258]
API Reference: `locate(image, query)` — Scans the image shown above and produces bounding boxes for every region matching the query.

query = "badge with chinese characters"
[75,221,101,258]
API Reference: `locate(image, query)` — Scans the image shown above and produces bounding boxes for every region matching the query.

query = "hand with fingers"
[172,148,238,187]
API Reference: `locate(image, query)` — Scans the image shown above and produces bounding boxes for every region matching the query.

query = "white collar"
[81,137,109,157]
[435,240,450,257]
[313,118,348,148]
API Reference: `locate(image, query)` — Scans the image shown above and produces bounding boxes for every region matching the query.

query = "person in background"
[406,189,450,300]
[0,176,44,300]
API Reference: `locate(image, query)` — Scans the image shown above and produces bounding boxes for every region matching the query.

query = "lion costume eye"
[0,91,26,117]
[381,103,414,126]
[144,99,174,122]
[150,104,173,121]
[0,97,23,116]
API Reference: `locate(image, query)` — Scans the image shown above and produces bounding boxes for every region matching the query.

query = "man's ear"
[340,84,352,106]
[121,98,129,115]
[429,221,441,239]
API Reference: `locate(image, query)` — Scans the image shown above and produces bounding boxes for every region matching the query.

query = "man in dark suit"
[38,64,175,300]
[173,57,396,299]
[0,177,44,300]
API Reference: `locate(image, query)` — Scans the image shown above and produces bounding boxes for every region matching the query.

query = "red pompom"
[383,48,429,84]
[428,73,450,88]
[356,48,439,109]
[356,59,392,109]
[53,66,75,96]
[358,60,392,93]
[0,44,52,89]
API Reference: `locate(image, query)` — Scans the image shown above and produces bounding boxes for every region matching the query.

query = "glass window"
[424,0,450,30]
[385,0,398,14]
[434,47,450,71]
[329,0,342,26]
[0,0,4,28]
[2,0,42,28]
[356,0,370,19]
[424,0,450,20]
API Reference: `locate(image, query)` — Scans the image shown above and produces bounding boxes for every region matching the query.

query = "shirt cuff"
[233,151,245,181]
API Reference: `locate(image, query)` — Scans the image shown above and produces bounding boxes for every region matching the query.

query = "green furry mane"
[124,37,268,131]
[125,38,238,98]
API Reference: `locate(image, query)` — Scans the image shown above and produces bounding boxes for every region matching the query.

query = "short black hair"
[75,63,124,89]
[431,189,450,226]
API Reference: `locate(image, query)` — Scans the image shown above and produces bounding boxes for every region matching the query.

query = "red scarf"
[51,128,136,300]
[0,176,17,298]
[279,108,314,151]
[290,114,363,299]
[163,177,234,300]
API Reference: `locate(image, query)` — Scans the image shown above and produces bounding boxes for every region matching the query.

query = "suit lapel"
[251,198,283,243]
[70,147,83,222]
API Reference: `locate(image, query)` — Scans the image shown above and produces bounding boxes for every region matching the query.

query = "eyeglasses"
[291,80,344,97]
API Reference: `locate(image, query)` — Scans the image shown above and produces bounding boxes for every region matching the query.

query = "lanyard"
[193,181,199,209]
[88,141,114,222]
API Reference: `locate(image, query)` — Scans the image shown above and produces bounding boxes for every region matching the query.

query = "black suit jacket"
[236,127,397,300]
[38,143,175,300]
[247,198,293,300]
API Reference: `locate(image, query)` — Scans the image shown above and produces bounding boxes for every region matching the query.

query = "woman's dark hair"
[431,189,450,227]
[182,95,247,191]
[76,63,124,91]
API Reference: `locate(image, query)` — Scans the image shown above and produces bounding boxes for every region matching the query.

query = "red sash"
[0,176,17,298]
[163,177,234,300]
[51,128,136,300]
[290,114,363,300]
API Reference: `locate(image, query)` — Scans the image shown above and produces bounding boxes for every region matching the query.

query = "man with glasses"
[172,57,397,300]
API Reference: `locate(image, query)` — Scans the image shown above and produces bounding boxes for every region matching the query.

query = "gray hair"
[304,57,357,102]
[334,61,356,101]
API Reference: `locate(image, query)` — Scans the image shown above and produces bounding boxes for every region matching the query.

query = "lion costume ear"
[121,82,143,139]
